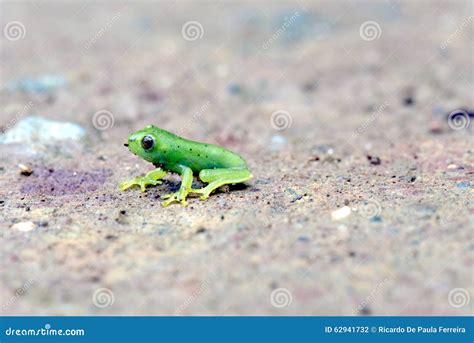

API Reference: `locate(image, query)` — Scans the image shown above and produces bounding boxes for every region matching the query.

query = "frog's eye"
[141,135,154,150]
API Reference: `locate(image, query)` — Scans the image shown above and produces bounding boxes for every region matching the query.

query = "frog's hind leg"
[191,168,253,200]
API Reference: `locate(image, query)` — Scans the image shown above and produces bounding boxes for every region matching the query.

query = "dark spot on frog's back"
[20,168,110,196]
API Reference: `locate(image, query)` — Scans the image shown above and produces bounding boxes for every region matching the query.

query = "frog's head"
[124,125,160,163]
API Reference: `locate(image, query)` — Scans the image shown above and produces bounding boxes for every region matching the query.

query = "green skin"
[119,125,252,206]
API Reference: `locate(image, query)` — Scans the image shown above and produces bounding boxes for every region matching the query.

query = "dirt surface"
[1,1,473,316]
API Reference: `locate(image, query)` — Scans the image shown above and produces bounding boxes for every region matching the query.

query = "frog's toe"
[161,193,173,200]
[161,190,190,206]
[199,194,210,201]
[119,179,137,192]
[161,192,179,206]
[145,179,161,187]
[160,198,172,207]
[161,195,178,207]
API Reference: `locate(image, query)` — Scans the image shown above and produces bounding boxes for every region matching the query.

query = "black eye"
[141,135,154,150]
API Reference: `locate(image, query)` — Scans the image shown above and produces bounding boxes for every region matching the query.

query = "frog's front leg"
[119,168,167,192]
[161,165,193,207]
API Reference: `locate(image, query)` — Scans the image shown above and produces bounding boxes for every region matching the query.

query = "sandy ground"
[0,0,473,316]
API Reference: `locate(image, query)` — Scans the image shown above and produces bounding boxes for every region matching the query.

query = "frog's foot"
[119,168,167,192]
[161,188,190,207]
[189,188,210,201]
[191,168,252,201]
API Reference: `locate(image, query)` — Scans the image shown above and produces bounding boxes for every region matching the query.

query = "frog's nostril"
[124,143,129,147]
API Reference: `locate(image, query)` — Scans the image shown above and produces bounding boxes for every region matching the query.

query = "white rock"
[12,221,36,232]
[270,135,287,151]
[0,116,85,145]
[331,206,351,221]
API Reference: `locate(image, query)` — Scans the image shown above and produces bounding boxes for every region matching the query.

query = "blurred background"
[1,0,472,316]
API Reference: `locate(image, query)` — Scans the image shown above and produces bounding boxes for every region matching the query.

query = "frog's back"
[154,127,247,173]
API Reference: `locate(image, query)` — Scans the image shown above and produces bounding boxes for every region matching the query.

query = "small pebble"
[401,87,415,107]
[331,206,351,221]
[456,181,470,189]
[297,235,310,242]
[370,216,382,223]
[37,219,49,227]
[429,123,443,134]
[359,306,372,315]
[18,164,34,176]
[286,188,303,202]
[269,281,279,289]
[12,221,36,232]
[313,144,334,155]
[302,81,318,93]
[227,83,242,95]
[196,227,207,234]
[367,155,381,165]
[400,175,417,183]
[270,135,287,151]
[116,210,129,225]
[403,96,414,106]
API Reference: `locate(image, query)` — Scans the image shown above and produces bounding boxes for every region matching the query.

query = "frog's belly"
[186,158,237,174]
